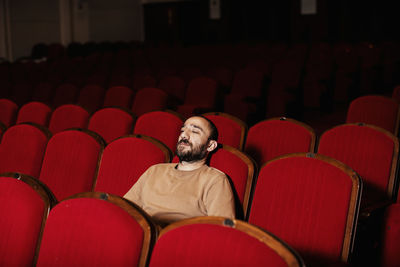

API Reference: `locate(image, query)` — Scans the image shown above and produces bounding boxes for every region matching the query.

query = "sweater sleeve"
[204,174,236,219]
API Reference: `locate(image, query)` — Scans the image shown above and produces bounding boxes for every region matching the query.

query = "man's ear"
[207,140,218,152]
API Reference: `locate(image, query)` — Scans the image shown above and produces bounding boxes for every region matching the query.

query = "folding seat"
[203,112,247,150]
[133,110,183,153]
[248,153,362,266]
[149,216,305,267]
[346,95,400,136]
[48,104,90,134]
[131,88,168,117]
[0,173,54,266]
[16,101,52,126]
[244,117,316,168]
[36,192,155,267]
[176,76,218,118]
[158,75,186,107]
[0,123,51,177]
[77,84,105,113]
[94,135,171,197]
[318,123,398,207]
[208,145,255,220]
[39,129,104,201]
[103,85,134,109]
[0,98,18,127]
[51,83,79,108]
[88,107,135,144]
[380,203,400,267]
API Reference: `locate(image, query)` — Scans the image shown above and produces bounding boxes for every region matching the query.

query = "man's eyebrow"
[183,123,205,133]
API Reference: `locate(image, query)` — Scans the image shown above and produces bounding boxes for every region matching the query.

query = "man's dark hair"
[197,115,218,142]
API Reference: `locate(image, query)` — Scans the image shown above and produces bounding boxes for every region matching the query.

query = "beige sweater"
[124,163,235,225]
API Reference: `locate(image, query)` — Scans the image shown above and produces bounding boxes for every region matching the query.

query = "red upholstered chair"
[380,203,400,267]
[248,153,362,266]
[203,112,247,151]
[346,95,400,136]
[176,76,218,118]
[88,107,135,144]
[318,123,398,207]
[39,129,104,201]
[133,110,183,153]
[48,104,90,134]
[0,123,51,177]
[209,145,255,220]
[245,117,316,168]
[36,192,155,267]
[158,75,186,107]
[0,98,18,127]
[0,173,54,266]
[392,85,400,103]
[94,135,171,197]
[131,88,168,117]
[16,101,52,126]
[77,84,105,113]
[103,86,134,109]
[52,83,79,108]
[149,216,305,267]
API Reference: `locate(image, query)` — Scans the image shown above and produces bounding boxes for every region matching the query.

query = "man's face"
[176,117,212,162]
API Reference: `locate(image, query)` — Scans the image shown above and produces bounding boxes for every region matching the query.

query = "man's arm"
[204,175,236,219]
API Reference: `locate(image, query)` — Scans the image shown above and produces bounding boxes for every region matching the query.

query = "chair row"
[0,177,306,267]
[1,152,399,266]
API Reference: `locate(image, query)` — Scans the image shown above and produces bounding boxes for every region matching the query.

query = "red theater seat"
[48,104,89,134]
[16,101,52,126]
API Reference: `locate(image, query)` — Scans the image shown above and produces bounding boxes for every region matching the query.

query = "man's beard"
[176,139,208,162]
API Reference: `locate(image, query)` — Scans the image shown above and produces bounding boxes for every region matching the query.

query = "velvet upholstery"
[77,84,105,113]
[245,117,316,167]
[318,123,398,204]
[0,98,18,127]
[0,176,51,266]
[94,135,171,197]
[346,95,400,135]
[52,83,79,108]
[209,145,255,219]
[103,86,134,109]
[16,101,52,126]
[149,217,304,267]
[36,193,153,267]
[133,110,183,153]
[48,104,90,134]
[0,123,50,177]
[88,107,135,144]
[380,203,400,267]
[248,153,361,266]
[131,88,168,117]
[39,129,104,201]
[203,112,247,150]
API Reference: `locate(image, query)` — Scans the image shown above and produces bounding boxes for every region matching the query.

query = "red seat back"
[0,174,52,266]
[88,107,135,144]
[248,153,361,265]
[245,117,316,167]
[39,129,104,200]
[346,95,400,135]
[16,101,52,126]
[318,123,398,204]
[131,88,168,117]
[149,217,304,267]
[103,86,134,109]
[94,135,171,196]
[0,98,18,127]
[380,203,400,267]
[36,192,154,267]
[0,123,50,177]
[133,111,183,153]
[77,84,105,113]
[48,104,89,134]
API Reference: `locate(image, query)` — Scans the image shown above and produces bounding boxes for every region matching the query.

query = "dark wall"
[143,0,400,45]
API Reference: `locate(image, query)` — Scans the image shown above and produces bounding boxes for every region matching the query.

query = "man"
[124,116,235,226]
